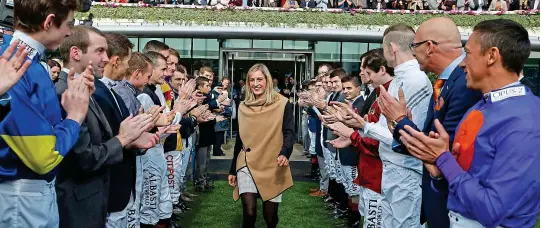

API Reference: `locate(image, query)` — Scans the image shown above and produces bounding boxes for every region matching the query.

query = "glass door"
[294,54,312,142]
[219,48,314,143]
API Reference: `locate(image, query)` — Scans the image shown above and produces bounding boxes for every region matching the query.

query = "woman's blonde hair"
[244,63,279,106]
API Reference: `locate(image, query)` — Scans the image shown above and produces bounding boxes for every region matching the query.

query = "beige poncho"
[233,95,294,201]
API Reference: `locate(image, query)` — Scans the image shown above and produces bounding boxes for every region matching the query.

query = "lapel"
[423,66,463,132]
[95,79,123,122]
[440,66,463,102]
[88,96,114,138]
[423,98,435,132]
[111,89,130,119]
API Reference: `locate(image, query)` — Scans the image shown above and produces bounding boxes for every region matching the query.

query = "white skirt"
[237,167,282,203]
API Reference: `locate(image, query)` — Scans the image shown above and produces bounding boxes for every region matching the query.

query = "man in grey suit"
[55,25,159,228]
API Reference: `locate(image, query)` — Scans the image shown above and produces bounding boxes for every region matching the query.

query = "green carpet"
[179,180,540,228]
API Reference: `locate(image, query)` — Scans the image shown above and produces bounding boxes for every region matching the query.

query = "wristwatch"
[390,115,406,129]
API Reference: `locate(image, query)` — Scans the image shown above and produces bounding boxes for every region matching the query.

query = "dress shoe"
[309,188,319,193]
[177,202,191,211]
[180,195,193,202]
[173,206,184,214]
[183,191,198,198]
[309,190,327,197]
[324,196,334,203]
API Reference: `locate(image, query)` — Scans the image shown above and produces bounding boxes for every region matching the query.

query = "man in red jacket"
[328,49,393,228]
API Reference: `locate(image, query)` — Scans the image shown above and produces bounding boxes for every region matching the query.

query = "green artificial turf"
[179,180,338,228]
[178,180,540,228]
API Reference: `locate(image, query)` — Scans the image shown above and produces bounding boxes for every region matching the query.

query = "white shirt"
[361,59,432,174]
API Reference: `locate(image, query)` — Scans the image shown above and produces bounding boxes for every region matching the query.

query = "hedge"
[75,5,540,29]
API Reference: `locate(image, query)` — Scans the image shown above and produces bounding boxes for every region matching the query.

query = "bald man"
[378,17,482,227]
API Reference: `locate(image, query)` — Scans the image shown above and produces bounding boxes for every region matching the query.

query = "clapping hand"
[155,111,176,127]
[157,124,181,135]
[192,90,206,105]
[0,40,31,96]
[328,136,353,149]
[190,104,208,119]
[127,132,160,149]
[80,61,95,94]
[117,114,155,146]
[63,68,91,124]
[327,122,355,138]
[198,110,216,123]
[378,86,407,123]
[217,93,227,103]
[173,98,197,116]
[143,105,166,129]
[221,99,231,106]
[398,119,451,164]
[179,80,196,100]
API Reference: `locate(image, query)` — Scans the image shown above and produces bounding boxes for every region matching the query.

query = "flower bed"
[76,3,540,29]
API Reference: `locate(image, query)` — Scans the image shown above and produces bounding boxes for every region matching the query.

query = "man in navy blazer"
[378,18,482,227]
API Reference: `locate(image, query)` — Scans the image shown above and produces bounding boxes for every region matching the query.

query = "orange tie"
[433,79,445,102]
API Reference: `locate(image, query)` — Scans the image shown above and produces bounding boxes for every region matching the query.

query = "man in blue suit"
[378,17,482,227]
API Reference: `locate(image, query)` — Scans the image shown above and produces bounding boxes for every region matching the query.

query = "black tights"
[241,193,280,228]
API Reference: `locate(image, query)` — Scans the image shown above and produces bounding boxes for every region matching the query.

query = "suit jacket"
[325,92,345,142]
[338,95,364,166]
[198,90,220,147]
[56,97,124,228]
[55,70,69,95]
[358,87,376,117]
[393,66,482,227]
[92,79,135,213]
[324,92,346,161]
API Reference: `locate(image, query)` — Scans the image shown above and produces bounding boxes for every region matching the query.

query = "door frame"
[218,47,315,142]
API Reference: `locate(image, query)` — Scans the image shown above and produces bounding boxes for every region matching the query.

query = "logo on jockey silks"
[9,38,37,60]
[366,198,383,228]
[490,86,526,102]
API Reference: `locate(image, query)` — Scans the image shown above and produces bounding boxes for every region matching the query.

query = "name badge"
[490,86,526,102]
[9,38,37,60]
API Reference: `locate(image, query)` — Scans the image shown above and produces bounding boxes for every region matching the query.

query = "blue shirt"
[439,53,465,81]
[0,32,80,180]
[436,84,539,227]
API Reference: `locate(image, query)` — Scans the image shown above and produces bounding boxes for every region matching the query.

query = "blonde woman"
[228,63,295,228]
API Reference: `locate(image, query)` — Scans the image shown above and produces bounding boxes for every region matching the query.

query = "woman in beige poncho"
[228,63,295,228]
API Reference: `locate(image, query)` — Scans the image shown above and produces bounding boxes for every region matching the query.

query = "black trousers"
[213,131,225,155]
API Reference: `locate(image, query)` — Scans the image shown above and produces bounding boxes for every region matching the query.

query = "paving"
[210,137,310,162]
[208,137,311,176]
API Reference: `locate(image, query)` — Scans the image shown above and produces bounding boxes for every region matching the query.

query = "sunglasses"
[410,40,439,50]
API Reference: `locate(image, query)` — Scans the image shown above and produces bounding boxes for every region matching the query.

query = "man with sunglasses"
[378,17,482,227]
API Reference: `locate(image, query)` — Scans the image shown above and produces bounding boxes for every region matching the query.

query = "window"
[165,38,192,58]
[138,38,165,52]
